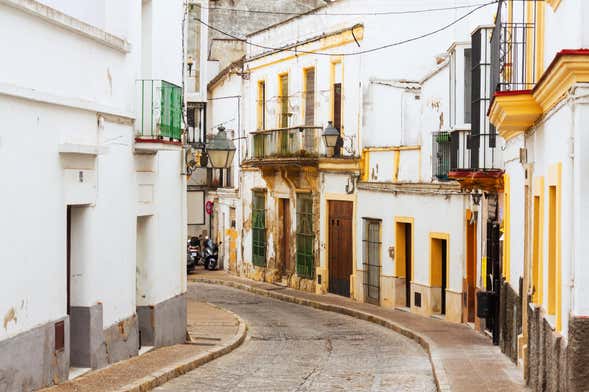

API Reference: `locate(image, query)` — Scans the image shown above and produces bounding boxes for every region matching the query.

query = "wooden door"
[280,199,291,274]
[328,201,353,297]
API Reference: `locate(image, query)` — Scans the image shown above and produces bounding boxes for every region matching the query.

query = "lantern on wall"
[206,125,236,169]
[322,121,340,149]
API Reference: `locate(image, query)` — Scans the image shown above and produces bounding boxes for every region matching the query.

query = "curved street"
[155,283,436,392]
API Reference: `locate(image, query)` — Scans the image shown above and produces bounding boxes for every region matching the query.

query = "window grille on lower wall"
[252,191,267,267]
[296,194,314,279]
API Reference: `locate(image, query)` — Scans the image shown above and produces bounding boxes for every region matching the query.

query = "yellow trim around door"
[429,232,450,288]
[394,217,414,281]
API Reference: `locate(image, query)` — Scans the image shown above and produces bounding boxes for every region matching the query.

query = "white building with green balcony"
[0,1,187,389]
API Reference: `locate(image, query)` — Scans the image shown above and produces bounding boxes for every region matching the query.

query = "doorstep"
[68,368,91,381]
[138,345,154,356]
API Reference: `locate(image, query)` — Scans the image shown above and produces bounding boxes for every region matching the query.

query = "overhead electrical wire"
[195,0,497,57]
[198,2,492,17]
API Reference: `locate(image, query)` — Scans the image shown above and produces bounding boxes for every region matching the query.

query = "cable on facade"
[199,2,493,17]
[195,0,497,57]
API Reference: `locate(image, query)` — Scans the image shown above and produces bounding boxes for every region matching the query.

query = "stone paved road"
[155,283,436,392]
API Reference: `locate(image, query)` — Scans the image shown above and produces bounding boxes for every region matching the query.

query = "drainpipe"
[401,92,406,146]
[569,86,577,318]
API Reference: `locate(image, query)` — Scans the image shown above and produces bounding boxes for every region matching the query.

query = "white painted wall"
[522,85,589,337]
[357,190,466,292]
[185,0,209,103]
[245,45,362,156]
[248,0,495,82]
[208,72,245,181]
[0,0,185,341]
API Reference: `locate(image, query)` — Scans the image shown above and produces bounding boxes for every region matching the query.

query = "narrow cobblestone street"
[155,283,436,391]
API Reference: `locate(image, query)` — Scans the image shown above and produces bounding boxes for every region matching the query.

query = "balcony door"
[333,83,342,156]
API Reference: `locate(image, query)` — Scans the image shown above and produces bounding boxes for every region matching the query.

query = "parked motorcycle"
[203,237,220,270]
[186,236,201,272]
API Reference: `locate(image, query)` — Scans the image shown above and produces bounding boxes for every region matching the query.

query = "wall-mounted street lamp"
[471,190,483,212]
[469,190,483,225]
[187,56,194,77]
[322,121,340,151]
[206,125,236,169]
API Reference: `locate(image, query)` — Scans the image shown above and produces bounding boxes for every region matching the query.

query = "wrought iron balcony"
[135,80,183,142]
[491,1,536,92]
[433,131,503,180]
[249,126,323,161]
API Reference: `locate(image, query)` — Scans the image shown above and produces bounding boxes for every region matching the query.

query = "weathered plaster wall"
[0,318,69,391]
[247,0,495,81]
[208,0,325,54]
[239,168,319,292]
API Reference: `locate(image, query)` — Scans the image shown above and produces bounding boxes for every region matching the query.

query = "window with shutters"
[257,81,265,130]
[296,194,314,279]
[252,192,267,266]
[278,73,289,128]
[304,68,315,126]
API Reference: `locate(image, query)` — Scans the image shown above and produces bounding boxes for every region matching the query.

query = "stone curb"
[190,277,451,392]
[116,305,248,392]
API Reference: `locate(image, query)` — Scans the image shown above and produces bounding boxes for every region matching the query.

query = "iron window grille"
[252,191,267,267]
[362,219,381,305]
[296,194,314,279]
[432,131,454,180]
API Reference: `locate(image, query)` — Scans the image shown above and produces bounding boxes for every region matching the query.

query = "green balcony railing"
[251,126,322,159]
[136,80,182,141]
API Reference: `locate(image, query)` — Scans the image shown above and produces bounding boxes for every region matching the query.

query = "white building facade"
[487,1,589,389]
[206,0,496,316]
[0,1,186,390]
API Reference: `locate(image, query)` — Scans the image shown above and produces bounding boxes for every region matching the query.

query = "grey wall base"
[499,280,522,363]
[104,313,139,364]
[70,304,107,368]
[527,305,568,392]
[70,304,138,369]
[566,316,589,392]
[0,317,69,392]
[137,292,187,347]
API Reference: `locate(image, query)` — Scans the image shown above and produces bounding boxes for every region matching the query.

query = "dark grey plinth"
[0,317,69,391]
[137,292,187,347]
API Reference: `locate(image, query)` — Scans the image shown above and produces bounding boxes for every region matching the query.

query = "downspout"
[569,86,577,318]
[401,92,406,146]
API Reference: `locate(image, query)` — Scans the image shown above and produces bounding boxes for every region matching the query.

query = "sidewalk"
[189,269,528,392]
[42,301,246,392]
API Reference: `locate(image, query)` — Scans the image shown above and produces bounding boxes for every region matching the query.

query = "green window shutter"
[160,81,182,140]
[252,192,267,267]
[296,194,314,279]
